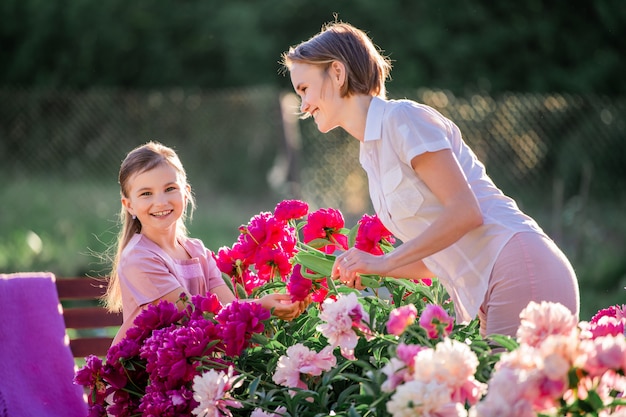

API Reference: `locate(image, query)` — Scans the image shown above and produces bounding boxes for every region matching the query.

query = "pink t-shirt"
[117,233,226,321]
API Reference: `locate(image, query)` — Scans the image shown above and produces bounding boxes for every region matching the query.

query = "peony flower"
[73,355,109,406]
[317,292,369,359]
[286,263,313,302]
[419,304,454,339]
[254,245,293,281]
[126,298,185,342]
[302,207,348,254]
[191,367,243,417]
[578,335,626,377]
[386,379,467,417]
[189,293,223,319]
[586,315,626,338]
[413,338,485,405]
[387,304,418,336]
[272,343,336,391]
[216,299,271,357]
[140,385,196,415]
[516,301,578,347]
[468,366,536,417]
[214,244,249,277]
[355,213,395,255]
[237,212,286,260]
[274,199,309,222]
[590,304,626,325]
[251,406,287,417]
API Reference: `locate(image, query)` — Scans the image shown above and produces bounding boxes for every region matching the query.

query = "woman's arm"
[334,149,482,287]
[384,149,483,267]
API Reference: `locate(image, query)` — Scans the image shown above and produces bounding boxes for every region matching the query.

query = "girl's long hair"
[103,141,195,312]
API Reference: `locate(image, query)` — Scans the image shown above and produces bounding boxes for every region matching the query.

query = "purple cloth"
[0,272,88,416]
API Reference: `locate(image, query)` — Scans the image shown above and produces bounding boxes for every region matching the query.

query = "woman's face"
[289,62,343,133]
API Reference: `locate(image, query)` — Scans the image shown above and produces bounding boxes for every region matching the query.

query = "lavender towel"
[0,272,88,417]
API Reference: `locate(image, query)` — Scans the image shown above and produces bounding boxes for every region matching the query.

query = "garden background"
[1,0,624,321]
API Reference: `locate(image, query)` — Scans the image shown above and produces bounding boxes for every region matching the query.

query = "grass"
[0,176,275,278]
[2,176,624,322]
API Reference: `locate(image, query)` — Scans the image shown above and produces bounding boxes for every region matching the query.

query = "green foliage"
[1,0,625,95]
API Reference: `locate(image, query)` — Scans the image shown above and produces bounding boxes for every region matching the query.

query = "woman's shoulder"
[386,97,445,119]
[382,98,451,134]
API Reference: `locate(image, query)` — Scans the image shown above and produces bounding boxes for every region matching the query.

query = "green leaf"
[235,282,248,299]
[360,275,381,288]
[294,251,335,277]
[487,334,519,352]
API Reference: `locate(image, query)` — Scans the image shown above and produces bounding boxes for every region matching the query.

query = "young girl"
[105,141,305,345]
[281,22,580,337]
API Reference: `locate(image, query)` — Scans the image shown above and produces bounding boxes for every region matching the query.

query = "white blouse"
[360,96,544,323]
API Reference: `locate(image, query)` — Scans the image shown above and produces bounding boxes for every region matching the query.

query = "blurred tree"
[0,0,624,95]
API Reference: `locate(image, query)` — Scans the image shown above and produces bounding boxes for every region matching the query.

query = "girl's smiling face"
[122,162,188,236]
[290,62,344,133]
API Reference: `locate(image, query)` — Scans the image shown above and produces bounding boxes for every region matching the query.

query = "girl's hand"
[259,293,308,321]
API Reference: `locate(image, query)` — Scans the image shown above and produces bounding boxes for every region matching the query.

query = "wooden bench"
[55,277,122,358]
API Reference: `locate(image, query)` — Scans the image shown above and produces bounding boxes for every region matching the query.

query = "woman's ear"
[330,61,346,88]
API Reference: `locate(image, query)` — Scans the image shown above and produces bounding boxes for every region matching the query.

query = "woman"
[281,21,579,337]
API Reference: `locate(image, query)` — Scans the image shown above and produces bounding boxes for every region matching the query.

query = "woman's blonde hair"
[103,141,195,312]
[281,21,392,98]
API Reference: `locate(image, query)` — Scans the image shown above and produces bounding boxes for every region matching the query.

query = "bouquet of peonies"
[76,200,626,417]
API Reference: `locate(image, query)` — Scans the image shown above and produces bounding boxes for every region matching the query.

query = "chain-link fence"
[2,86,625,219]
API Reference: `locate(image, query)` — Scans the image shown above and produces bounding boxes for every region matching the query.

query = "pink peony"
[413,338,485,406]
[516,301,578,347]
[286,264,313,302]
[191,367,242,417]
[354,213,395,255]
[386,304,418,336]
[254,245,293,281]
[272,343,337,391]
[316,293,369,359]
[419,304,454,339]
[302,207,348,254]
[215,300,271,357]
[579,335,626,377]
[251,406,287,417]
[386,379,466,417]
[274,199,309,222]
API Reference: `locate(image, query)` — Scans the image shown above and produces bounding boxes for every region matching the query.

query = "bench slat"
[70,337,115,358]
[63,307,122,329]
[56,277,108,300]
[55,277,121,358]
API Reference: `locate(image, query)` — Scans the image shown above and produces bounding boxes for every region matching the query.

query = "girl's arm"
[112,283,308,346]
[111,286,189,345]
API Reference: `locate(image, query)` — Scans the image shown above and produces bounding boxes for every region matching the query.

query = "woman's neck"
[340,94,373,141]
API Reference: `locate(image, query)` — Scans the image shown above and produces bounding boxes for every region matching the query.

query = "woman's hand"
[331,248,391,290]
[259,293,309,321]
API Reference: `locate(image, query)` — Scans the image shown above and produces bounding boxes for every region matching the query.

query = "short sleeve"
[118,246,181,306]
[184,238,227,292]
[386,101,452,166]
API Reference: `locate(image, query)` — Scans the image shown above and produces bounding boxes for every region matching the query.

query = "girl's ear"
[121,197,133,217]
[329,61,346,88]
